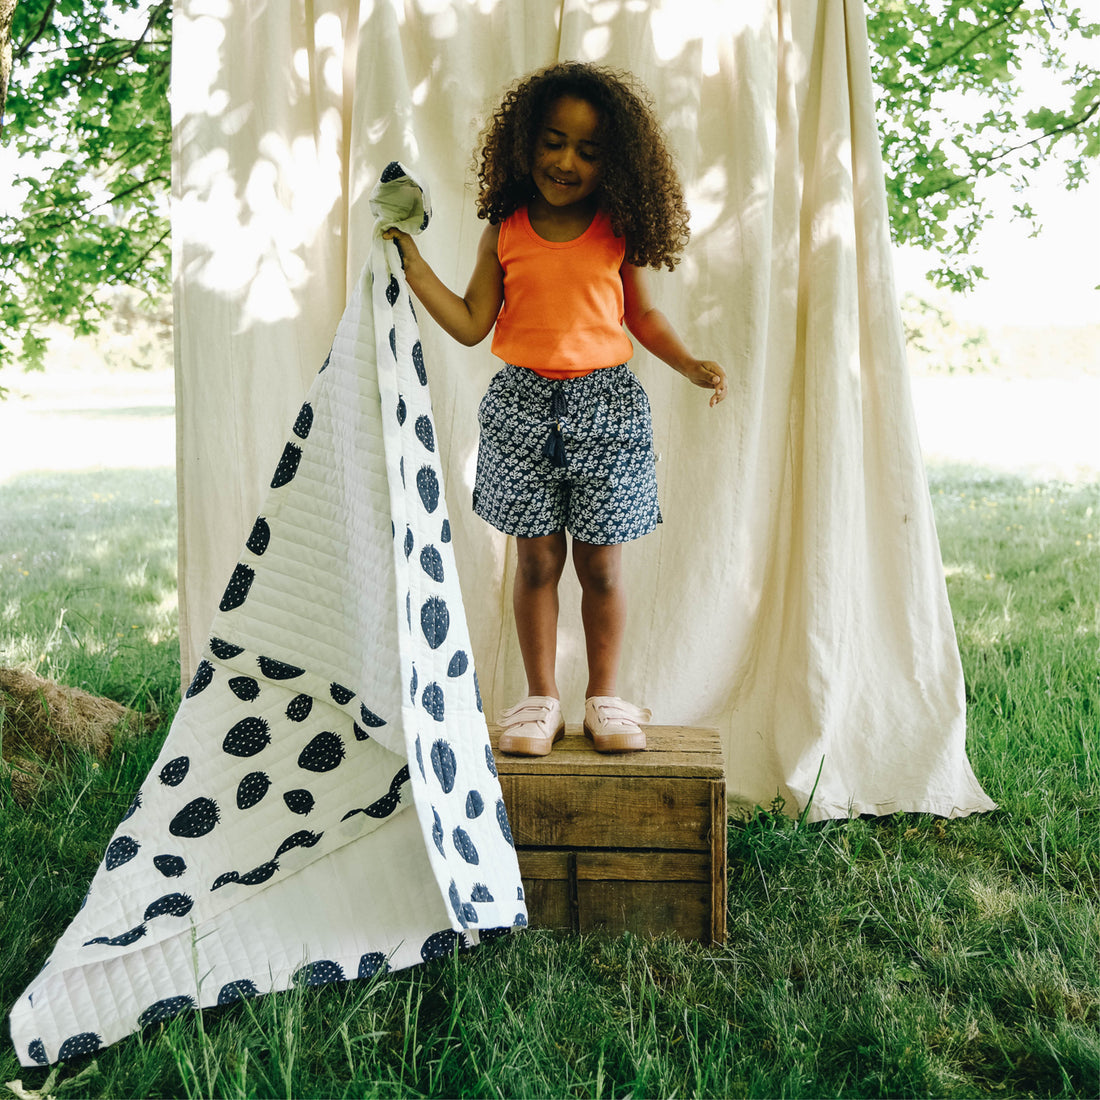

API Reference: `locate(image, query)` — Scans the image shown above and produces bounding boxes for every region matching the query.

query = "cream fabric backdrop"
[173,0,995,821]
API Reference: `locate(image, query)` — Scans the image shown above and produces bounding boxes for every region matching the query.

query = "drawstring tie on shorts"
[542,385,569,468]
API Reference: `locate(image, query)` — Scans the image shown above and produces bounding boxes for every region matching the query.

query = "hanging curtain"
[172,0,995,822]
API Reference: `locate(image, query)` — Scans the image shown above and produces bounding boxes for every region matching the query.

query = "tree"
[1,0,16,134]
[866,0,1099,290]
[1,0,170,373]
[0,0,1097,375]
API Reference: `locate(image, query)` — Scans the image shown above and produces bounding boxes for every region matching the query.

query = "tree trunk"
[0,0,15,137]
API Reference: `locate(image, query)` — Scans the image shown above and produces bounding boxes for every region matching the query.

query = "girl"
[385,61,726,757]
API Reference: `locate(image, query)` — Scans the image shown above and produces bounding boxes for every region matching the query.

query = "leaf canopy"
[867,0,1099,289]
[1,0,170,371]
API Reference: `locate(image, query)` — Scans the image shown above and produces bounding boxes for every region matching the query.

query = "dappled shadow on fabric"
[172,0,994,829]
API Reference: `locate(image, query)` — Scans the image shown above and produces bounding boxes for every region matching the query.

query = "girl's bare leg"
[572,539,625,699]
[513,532,568,698]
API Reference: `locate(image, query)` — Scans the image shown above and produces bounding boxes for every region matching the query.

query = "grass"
[0,468,180,713]
[1,464,1097,1098]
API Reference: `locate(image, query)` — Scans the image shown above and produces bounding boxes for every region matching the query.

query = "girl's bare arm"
[621,262,727,406]
[384,224,504,347]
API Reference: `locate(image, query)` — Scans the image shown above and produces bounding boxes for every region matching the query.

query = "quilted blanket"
[11,163,526,1067]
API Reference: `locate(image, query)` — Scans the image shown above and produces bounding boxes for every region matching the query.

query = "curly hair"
[474,62,690,270]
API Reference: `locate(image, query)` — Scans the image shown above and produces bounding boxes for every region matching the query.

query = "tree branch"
[116,227,172,284]
[100,173,172,208]
[18,173,170,225]
[14,0,58,62]
[129,0,171,56]
[985,95,1100,163]
[922,1,1026,75]
[907,96,1100,200]
[17,2,169,74]
[75,227,171,311]
[0,0,15,135]
[87,1,171,70]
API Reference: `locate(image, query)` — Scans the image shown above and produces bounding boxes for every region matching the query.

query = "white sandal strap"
[586,696,652,727]
[500,696,560,728]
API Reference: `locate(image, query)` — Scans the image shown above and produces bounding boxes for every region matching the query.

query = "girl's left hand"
[682,359,727,407]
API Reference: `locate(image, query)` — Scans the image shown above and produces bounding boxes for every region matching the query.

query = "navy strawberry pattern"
[414,415,434,451]
[358,952,387,979]
[169,798,220,838]
[257,656,305,680]
[229,675,261,701]
[223,717,271,757]
[292,403,314,439]
[283,789,315,815]
[421,597,449,649]
[236,771,271,809]
[297,731,345,772]
[138,996,194,1027]
[144,893,194,920]
[220,564,255,611]
[246,517,271,555]
[57,1033,101,1060]
[330,682,355,705]
[420,545,444,582]
[209,637,244,660]
[286,694,312,722]
[186,660,214,697]
[416,466,439,512]
[104,836,140,869]
[153,854,186,878]
[270,443,302,488]
[158,756,190,786]
[217,980,258,1005]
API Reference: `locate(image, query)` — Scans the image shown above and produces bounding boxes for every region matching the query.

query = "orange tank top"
[490,207,634,379]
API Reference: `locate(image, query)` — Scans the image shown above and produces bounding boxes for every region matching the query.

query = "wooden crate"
[490,725,727,944]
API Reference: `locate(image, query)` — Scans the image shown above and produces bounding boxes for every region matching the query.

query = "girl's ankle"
[584,686,617,700]
[526,687,559,700]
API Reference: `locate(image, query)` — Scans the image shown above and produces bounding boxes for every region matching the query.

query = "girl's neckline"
[521,204,602,245]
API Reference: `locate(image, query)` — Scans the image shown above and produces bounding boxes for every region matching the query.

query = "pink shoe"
[497,696,565,756]
[583,696,650,753]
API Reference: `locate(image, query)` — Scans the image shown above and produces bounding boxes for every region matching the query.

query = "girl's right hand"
[379,222,503,347]
[382,227,421,270]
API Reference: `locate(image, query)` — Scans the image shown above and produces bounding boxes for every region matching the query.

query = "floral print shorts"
[473,363,661,545]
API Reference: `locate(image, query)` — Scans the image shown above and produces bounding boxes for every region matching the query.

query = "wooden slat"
[524,878,572,930]
[500,775,713,850]
[490,726,724,778]
[522,878,711,941]
[710,779,728,944]
[517,848,710,882]
[577,880,710,941]
[517,850,571,880]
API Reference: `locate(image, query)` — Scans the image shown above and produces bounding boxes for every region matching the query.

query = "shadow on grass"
[0,467,181,715]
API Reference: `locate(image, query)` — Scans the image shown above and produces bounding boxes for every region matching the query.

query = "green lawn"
[1,465,1096,1099]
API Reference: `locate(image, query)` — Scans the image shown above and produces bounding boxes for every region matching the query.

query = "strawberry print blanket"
[11,163,526,1067]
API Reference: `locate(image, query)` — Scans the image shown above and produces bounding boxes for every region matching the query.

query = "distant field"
[0,366,176,482]
[990,324,1100,379]
[1,321,1097,486]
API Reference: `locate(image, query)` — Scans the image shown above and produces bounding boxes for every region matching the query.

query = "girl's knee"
[516,533,567,588]
[573,542,622,595]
